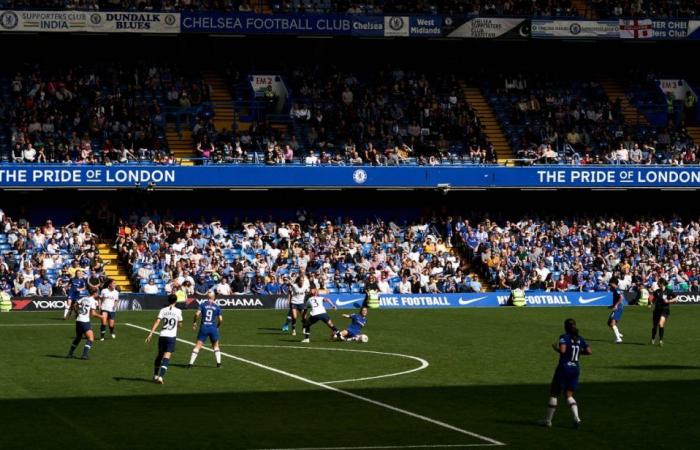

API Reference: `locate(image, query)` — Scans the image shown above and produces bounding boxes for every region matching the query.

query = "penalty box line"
[125,323,505,447]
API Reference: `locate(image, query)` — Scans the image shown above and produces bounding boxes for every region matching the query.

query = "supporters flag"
[619,19,653,39]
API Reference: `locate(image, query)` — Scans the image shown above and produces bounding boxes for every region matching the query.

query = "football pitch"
[1,307,699,450]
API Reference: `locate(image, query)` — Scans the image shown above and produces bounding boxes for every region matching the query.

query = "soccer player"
[188,292,223,368]
[541,318,592,428]
[301,288,340,343]
[63,269,86,320]
[650,278,677,346]
[66,288,101,360]
[338,306,368,342]
[285,273,309,336]
[99,279,119,340]
[145,295,183,384]
[607,278,624,343]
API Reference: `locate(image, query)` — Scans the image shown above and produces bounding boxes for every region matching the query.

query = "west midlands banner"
[4,165,700,189]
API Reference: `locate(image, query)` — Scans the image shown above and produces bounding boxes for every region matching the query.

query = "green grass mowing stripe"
[248,445,500,449]
[125,322,506,447]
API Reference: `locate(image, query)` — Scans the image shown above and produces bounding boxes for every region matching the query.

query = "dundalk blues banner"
[0,10,180,33]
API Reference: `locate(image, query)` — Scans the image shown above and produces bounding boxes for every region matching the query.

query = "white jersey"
[307,296,329,316]
[290,280,310,305]
[75,296,98,323]
[157,306,183,338]
[100,288,119,312]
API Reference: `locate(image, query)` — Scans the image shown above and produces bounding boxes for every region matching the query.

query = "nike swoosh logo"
[458,296,487,305]
[335,298,365,306]
[578,295,607,304]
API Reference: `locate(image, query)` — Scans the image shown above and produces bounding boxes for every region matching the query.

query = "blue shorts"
[307,313,331,326]
[75,321,91,336]
[608,307,623,323]
[197,326,220,343]
[291,303,305,312]
[346,326,362,338]
[552,366,580,392]
[102,310,116,321]
[158,336,177,354]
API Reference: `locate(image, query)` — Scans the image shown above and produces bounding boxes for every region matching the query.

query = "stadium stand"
[114,215,480,295]
[456,217,700,294]
[481,73,698,164]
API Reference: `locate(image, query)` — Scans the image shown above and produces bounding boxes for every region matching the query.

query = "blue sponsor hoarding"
[2,165,700,189]
[330,292,612,310]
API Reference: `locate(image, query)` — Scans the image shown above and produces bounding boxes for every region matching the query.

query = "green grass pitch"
[1,306,699,449]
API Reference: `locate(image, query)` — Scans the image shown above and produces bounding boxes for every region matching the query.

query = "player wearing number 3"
[146,295,183,384]
[188,291,224,368]
[540,318,592,429]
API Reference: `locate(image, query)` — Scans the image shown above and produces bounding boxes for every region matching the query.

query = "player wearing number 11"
[146,295,183,384]
[540,318,592,429]
[187,291,223,368]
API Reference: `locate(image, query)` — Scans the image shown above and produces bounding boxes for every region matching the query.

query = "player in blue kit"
[146,295,183,384]
[541,318,592,428]
[66,288,101,359]
[607,278,624,343]
[338,306,368,342]
[188,292,223,368]
[63,269,86,320]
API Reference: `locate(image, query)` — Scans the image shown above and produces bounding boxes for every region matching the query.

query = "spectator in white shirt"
[143,279,160,294]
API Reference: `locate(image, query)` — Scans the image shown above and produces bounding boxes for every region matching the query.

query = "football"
[360,334,369,343]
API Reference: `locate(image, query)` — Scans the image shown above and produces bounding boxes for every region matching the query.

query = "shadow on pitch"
[585,339,647,346]
[44,354,71,359]
[604,364,700,371]
[113,376,153,383]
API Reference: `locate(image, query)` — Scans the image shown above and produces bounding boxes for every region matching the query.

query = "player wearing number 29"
[541,318,592,429]
[146,295,183,384]
[66,288,102,360]
[188,291,223,368]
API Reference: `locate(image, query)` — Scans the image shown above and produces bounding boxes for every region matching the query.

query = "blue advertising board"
[329,292,612,310]
[2,165,700,189]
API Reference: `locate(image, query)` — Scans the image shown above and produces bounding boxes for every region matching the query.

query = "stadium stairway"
[572,0,596,19]
[597,76,650,126]
[687,126,700,145]
[165,125,194,166]
[97,242,133,292]
[459,83,513,163]
[202,70,239,135]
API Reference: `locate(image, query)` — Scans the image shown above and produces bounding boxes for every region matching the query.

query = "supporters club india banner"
[0,10,180,33]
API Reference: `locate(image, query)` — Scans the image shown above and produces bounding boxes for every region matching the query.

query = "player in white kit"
[301,288,341,343]
[99,279,119,340]
[146,295,183,384]
[286,274,310,336]
[66,289,101,360]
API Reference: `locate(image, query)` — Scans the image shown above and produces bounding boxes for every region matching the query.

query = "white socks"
[568,396,580,421]
[545,397,557,421]
[189,349,199,365]
[63,308,70,318]
[612,325,622,340]
[214,350,221,365]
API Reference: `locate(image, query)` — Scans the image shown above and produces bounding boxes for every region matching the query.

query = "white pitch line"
[125,323,505,447]
[220,344,429,385]
[0,323,72,327]
[249,444,499,450]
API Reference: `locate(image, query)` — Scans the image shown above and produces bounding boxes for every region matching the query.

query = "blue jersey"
[557,333,588,370]
[346,313,367,336]
[68,277,86,300]
[199,301,222,328]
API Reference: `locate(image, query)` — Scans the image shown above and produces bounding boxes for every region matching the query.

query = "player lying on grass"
[99,279,119,341]
[301,288,341,343]
[66,288,102,360]
[337,306,368,342]
[146,295,183,384]
[541,318,592,429]
[188,291,223,368]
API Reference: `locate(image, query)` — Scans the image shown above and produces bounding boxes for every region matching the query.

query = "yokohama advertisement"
[674,293,700,304]
[185,294,283,310]
[10,294,164,311]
